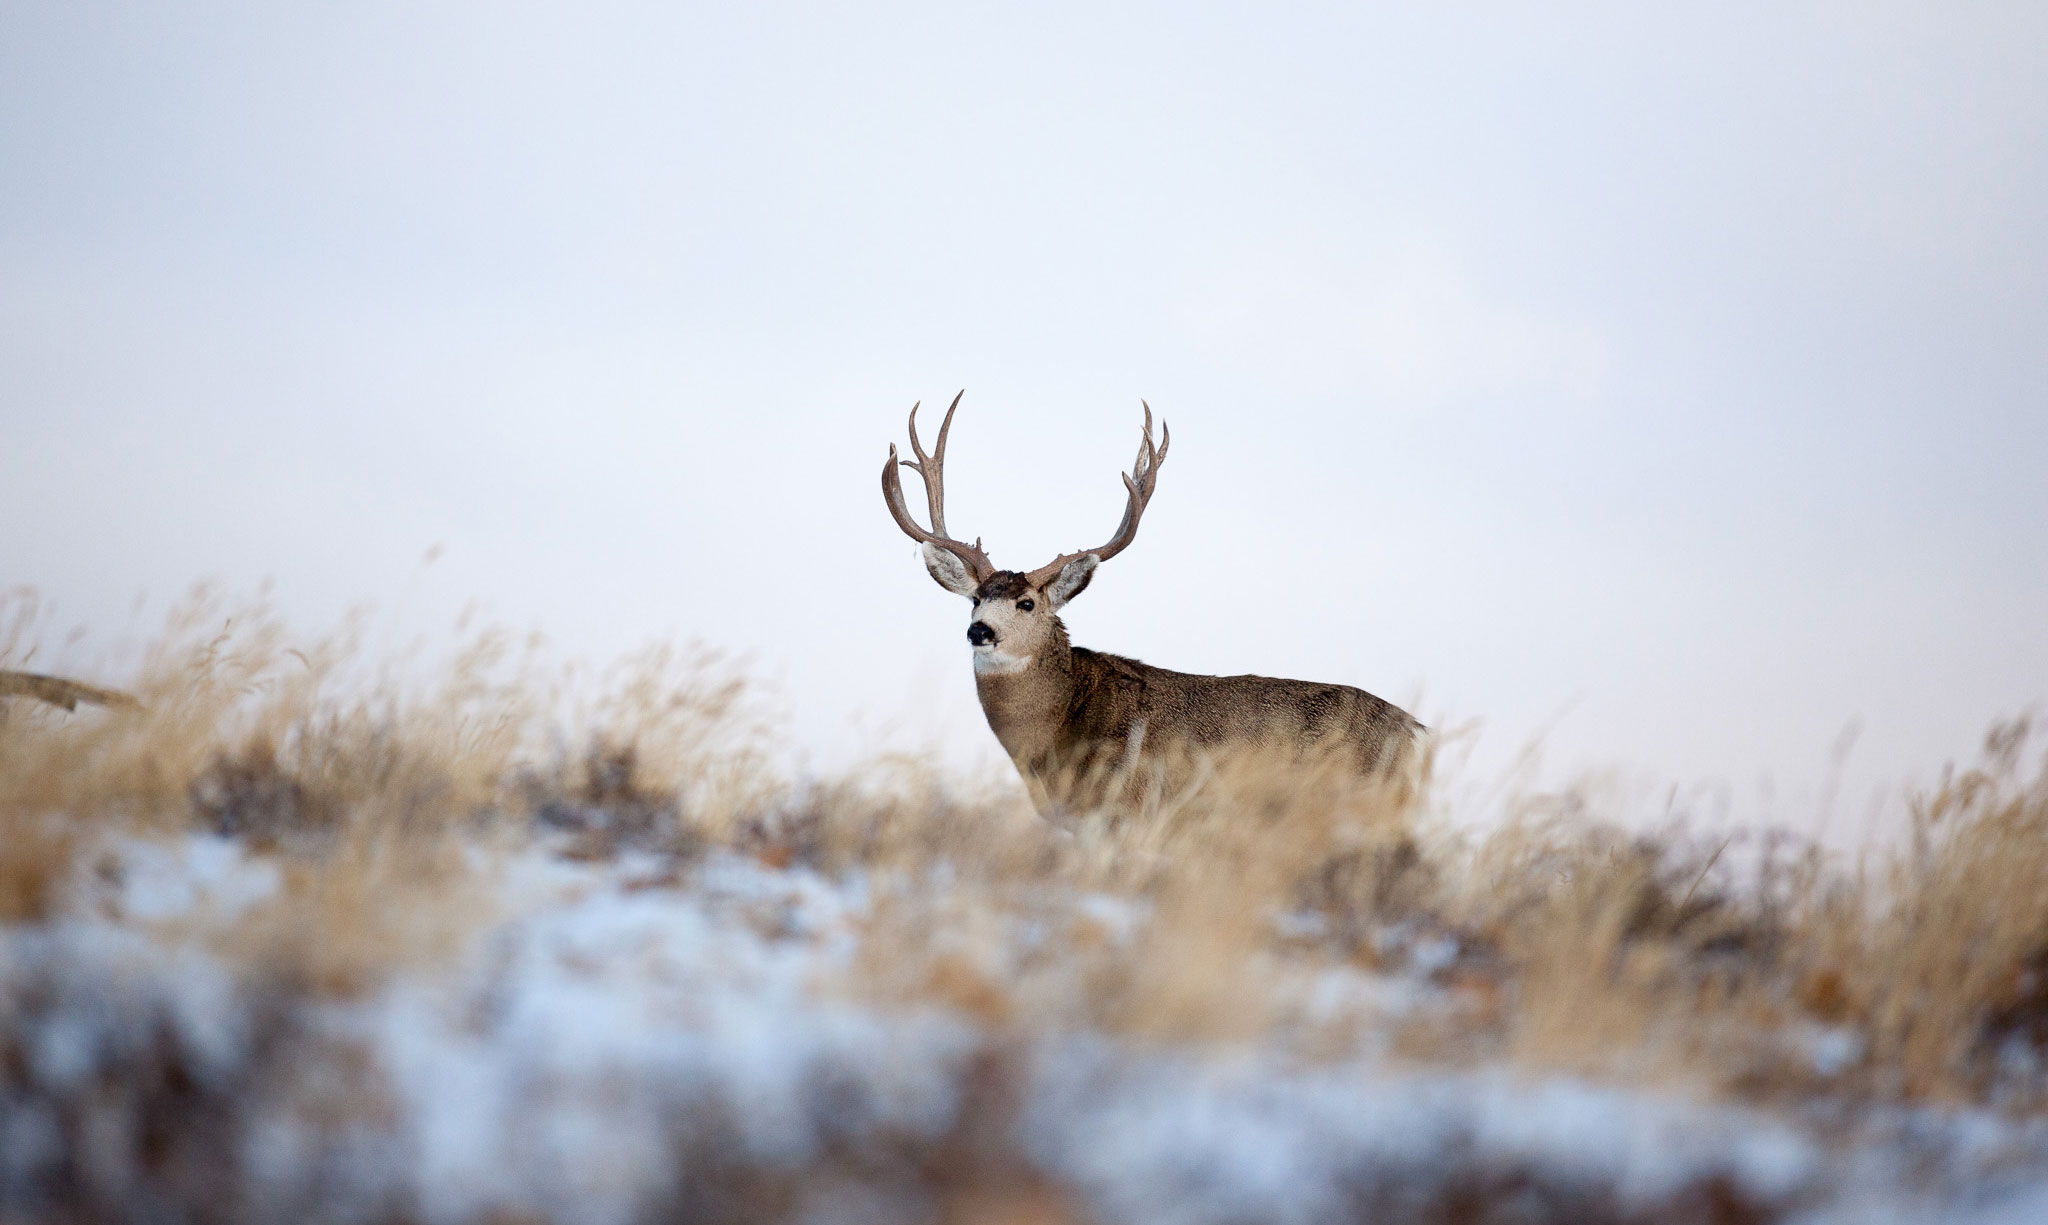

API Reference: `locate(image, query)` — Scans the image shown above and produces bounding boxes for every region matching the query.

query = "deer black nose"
[967,622,997,647]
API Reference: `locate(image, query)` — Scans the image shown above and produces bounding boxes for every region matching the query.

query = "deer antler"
[1025,401,1170,587]
[881,390,996,583]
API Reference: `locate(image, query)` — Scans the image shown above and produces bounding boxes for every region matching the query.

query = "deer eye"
[1017,599,1035,612]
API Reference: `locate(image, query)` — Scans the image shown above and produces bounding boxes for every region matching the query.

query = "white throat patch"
[972,647,1035,676]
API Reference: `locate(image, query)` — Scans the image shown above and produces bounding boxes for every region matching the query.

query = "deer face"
[922,550,1097,674]
[883,392,1166,674]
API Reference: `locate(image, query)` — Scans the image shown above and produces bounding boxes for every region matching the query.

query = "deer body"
[978,641,1418,813]
[883,393,1420,817]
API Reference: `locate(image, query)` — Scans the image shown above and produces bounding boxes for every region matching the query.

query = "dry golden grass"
[0,812,75,922]
[1797,719,2048,1101]
[4,584,2047,1118]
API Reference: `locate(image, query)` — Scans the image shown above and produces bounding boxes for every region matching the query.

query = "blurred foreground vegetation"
[4,587,2046,1224]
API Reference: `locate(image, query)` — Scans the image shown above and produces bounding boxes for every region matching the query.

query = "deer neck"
[973,619,1076,768]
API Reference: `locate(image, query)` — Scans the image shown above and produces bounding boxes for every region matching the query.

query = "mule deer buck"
[882,392,1421,817]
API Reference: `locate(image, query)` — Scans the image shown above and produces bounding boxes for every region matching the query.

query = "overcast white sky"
[4,2,2045,824]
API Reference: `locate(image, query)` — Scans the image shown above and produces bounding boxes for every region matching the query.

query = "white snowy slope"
[4,832,2048,1224]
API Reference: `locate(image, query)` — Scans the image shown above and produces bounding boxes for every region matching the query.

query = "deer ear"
[1045,555,1099,610]
[921,543,980,599]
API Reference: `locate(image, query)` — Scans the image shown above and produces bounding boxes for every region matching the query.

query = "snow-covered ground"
[5,830,2048,1225]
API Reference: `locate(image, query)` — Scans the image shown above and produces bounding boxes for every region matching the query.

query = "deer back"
[1027,649,1420,812]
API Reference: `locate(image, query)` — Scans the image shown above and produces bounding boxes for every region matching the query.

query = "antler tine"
[1132,400,1169,492]
[903,389,965,536]
[881,394,995,582]
[1024,401,1172,586]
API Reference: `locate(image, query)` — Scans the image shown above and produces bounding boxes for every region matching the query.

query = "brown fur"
[971,601,1420,818]
[972,573,1034,602]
